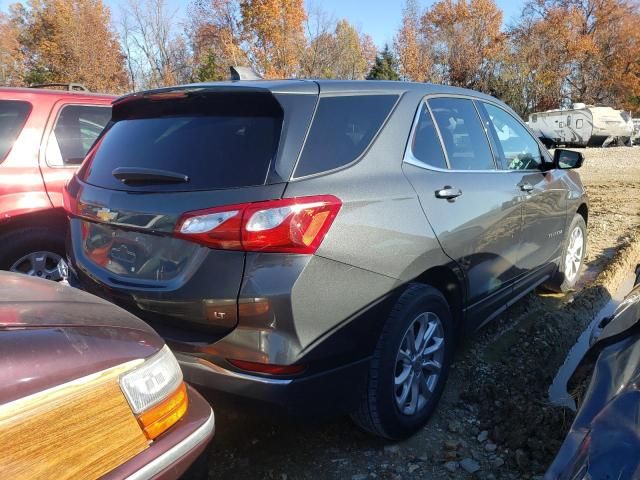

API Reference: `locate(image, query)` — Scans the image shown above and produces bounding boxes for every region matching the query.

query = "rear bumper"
[178,353,370,416]
[68,231,397,416]
[102,385,214,480]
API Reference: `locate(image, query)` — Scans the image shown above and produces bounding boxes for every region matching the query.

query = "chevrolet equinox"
[64,80,588,439]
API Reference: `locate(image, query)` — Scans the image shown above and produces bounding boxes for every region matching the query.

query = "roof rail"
[229,66,263,81]
[28,83,89,92]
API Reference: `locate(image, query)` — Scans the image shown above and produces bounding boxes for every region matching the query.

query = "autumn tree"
[492,6,579,116]
[188,0,249,82]
[328,20,372,79]
[240,0,306,78]
[15,0,127,92]
[519,0,640,111]
[0,9,24,86]
[299,5,336,78]
[421,0,505,92]
[119,0,192,90]
[394,0,433,82]
[367,45,400,80]
[301,12,376,80]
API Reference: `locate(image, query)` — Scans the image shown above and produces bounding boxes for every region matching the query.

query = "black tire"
[545,214,587,293]
[0,227,66,280]
[351,284,454,439]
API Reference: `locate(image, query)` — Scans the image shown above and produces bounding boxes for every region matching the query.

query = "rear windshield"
[0,100,32,163]
[83,92,283,191]
[294,95,398,177]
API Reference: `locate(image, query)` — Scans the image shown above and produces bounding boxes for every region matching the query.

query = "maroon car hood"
[0,271,159,331]
[0,272,164,404]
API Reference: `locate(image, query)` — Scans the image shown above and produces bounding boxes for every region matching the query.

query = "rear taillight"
[175,195,341,254]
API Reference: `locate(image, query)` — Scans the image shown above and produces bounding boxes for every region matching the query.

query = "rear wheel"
[0,227,65,281]
[351,284,454,439]
[545,214,587,292]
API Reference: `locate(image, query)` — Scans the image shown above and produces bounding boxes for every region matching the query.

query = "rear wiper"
[112,167,190,185]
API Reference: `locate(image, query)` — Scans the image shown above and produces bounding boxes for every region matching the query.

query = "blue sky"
[0,0,525,48]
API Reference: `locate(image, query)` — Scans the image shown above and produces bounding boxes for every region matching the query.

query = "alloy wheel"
[10,251,63,281]
[394,311,445,416]
[564,226,584,283]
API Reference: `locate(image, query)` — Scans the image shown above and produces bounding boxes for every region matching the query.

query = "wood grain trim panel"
[0,360,150,480]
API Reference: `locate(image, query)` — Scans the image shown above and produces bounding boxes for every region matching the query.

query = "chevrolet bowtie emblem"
[96,207,118,222]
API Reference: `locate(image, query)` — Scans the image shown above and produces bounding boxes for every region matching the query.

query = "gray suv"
[64,80,588,439]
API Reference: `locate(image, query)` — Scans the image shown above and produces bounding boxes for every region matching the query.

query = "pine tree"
[366,45,400,80]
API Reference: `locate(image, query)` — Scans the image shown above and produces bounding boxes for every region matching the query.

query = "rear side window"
[428,98,495,170]
[46,105,111,166]
[294,95,398,177]
[0,100,32,163]
[83,93,283,191]
[410,103,448,169]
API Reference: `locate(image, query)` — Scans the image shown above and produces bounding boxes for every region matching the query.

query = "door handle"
[519,182,534,192]
[434,186,463,201]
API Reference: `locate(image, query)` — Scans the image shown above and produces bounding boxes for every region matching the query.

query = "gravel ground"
[201,147,640,480]
[574,147,640,280]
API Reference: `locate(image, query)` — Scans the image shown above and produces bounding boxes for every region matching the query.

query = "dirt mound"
[462,233,640,475]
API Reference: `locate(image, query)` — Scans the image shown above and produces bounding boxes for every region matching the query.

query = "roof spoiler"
[229,66,263,81]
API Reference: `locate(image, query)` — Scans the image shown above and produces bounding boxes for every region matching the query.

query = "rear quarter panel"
[278,90,452,355]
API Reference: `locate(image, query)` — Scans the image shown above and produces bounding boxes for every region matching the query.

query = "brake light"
[175,195,341,254]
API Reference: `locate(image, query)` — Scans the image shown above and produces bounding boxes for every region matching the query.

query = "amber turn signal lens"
[137,382,188,440]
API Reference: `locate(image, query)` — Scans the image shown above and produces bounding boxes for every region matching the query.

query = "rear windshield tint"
[83,92,283,191]
[0,100,31,163]
[294,95,398,177]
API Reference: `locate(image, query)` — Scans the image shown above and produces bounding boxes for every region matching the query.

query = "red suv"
[0,85,114,280]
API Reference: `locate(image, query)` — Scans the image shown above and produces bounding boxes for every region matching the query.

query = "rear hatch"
[66,82,318,342]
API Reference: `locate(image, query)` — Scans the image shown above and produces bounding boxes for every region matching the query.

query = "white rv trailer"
[633,118,640,145]
[528,103,633,147]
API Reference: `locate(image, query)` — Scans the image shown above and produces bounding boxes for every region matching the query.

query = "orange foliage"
[189,0,249,81]
[240,0,306,78]
[422,0,505,91]
[394,0,433,82]
[518,0,640,111]
[19,0,128,92]
[0,11,24,86]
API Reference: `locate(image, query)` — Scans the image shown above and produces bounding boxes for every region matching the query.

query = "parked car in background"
[546,268,640,479]
[64,80,588,439]
[0,271,214,480]
[0,85,113,280]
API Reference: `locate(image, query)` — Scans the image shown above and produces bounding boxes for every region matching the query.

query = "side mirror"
[554,149,584,169]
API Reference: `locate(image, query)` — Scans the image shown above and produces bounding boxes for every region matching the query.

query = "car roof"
[114,79,501,104]
[0,87,116,102]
